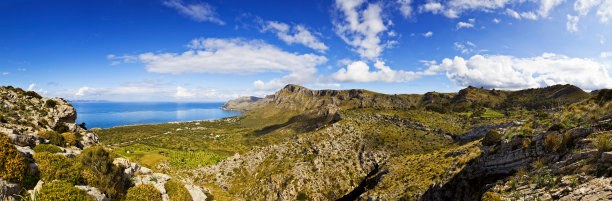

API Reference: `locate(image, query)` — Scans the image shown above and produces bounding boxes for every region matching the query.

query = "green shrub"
[61,132,78,146]
[164,180,192,201]
[38,131,65,147]
[425,104,448,114]
[53,123,70,134]
[45,99,57,108]
[0,133,28,182]
[37,180,91,201]
[33,144,62,154]
[544,133,563,153]
[33,152,84,184]
[595,134,611,153]
[482,129,502,146]
[125,184,162,201]
[548,122,566,131]
[24,91,42,99]
[296,192,309,201]
[79,146,130,200]
[482,192,503,201]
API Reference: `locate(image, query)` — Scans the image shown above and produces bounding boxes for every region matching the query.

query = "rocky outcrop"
[75,185,110,201]
[421,127,599,201]
[0,179,20,201]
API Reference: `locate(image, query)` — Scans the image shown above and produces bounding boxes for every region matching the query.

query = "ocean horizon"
[70,101,241,129]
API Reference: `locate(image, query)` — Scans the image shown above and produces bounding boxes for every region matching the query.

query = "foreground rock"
[0,179,20,201]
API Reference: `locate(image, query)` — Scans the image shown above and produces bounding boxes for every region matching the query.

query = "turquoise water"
[70,102,240,129]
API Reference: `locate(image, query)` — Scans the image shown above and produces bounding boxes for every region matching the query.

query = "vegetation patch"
[125,184,162,201]
[0,133,28,183]
[37,180,91,201]
[33,144,62,154]
[164,179,193,201]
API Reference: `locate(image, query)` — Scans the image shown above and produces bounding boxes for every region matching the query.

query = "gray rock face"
[0,179,20,201]
[75,185,110,201]
[7,133,45,147]
[80,132,100,149]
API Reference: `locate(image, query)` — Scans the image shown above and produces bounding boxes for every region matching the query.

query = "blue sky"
[1,0,612,101]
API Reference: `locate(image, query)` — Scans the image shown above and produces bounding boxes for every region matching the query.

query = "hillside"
[4,84,611,200]
[93,84,612,200]
[0,86,208,201]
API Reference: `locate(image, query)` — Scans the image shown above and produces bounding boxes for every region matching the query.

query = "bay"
[70,102,241,129]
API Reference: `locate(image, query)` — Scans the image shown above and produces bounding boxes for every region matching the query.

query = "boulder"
[80,133,100,148]
[0,179,20,201]
[29,180,44,201]
[0,127,18,135]
[185,184,208,201]
[75,185,110,201]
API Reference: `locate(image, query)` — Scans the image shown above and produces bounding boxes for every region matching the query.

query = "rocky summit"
[2,84,612,201]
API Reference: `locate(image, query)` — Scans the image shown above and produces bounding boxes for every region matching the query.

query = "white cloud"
[506,8,521,19]
[398,0,413,18]
[602,51,612,58]
[454,41,476,54]
[1,72,8,75]
[420,2,444,13]
[333,0,391,60]
[567,14,580,32]
[63,78,249,101]
[107,54,137,65]
[538,0,565,17]
[493,18,501,23]
[456,21,474,29]
[423,31,433,37]
[163,0,225,25]
[17,68,26,72]
[136,38,327,75]
[261,21,328,52]
[520,12,538,20]
[331,60,429,82]
[597,0,612,22]
[175,86,194,98]
[574,0,601,16]
[27,83,36,91]
[426,53,612,90]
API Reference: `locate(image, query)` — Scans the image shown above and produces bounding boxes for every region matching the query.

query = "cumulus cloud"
[423,31,433,37]
[454,41,476,54]
[2,72,9,75]
[566,14,580,32]
[456,19,475,29]
[261,21,328,52]
[538,0,565,17]
[331,60,430,82]
[27,83,36,91]
[175,86,194,98]
[597,0,612,22]
[419,0,565,20]
[425,53,612,90]
[333,0,391,60]
[62,78,250,101]
[135,38,327,75]
[493,18,501,23]
[397,0,413,18]
[601,51,612,58]
[163,0,225,25]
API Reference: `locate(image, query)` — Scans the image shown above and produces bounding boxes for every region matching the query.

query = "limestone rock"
[8,133,45,147]
[185,184,208,201]
[28,180,44,201]
[75,185,110,201]
[0,179,20,201]
[80,132,100,149]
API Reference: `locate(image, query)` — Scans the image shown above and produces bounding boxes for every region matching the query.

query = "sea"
[70,102,241,129]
